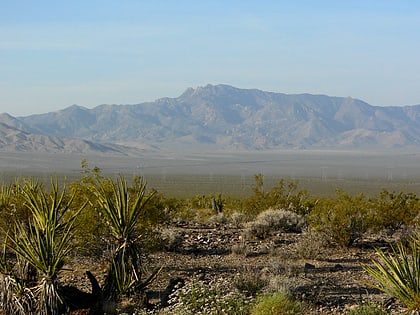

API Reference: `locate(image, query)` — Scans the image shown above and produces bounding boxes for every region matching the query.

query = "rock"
[304,262,316,271]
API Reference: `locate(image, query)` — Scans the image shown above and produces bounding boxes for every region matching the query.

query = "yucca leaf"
[363,236,420,311]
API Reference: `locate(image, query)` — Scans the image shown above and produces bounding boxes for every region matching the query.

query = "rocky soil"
[65,220,407,314]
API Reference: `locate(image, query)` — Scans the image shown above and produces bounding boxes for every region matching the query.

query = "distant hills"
[1,84,419,154]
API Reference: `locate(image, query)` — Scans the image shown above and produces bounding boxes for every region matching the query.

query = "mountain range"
[1,84,419,155]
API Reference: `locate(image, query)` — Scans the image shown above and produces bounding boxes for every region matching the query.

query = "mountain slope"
[2,84,420,152]
[0,118,136,155]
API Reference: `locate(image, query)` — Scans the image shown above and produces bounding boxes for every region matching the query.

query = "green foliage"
[91,175,158,299]
[370,190,420,231]
[69,162,110,257]
[250,292,304,315]
[233,268,267,297]
[6,179,84,315]
[244,174,313,217]
[0,182,15,211]
[308,190,371,247]
[362,233,420,312]
[20,179,83,234]
[0,180,30,235]
[187,193,224,212]
[347,302,389,315]
[308,188,420,247]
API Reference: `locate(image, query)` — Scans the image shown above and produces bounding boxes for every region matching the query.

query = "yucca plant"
[0,273,35,315]
[362,233,420,313]
[7,179,84,315]
[91,175,158,300]
[20,179,80,234]
[0,182,15,210]
[0,235,35,315]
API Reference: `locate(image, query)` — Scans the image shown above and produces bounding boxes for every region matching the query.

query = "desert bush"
[0,180,31,236]
[245,208,306,239]
[159,228,184,252]
[229,211,247,227]
[250,292,304,315]
[231,237,249,256]
[234,267,267,297]
[132,178,168,228]
[208,212,228,224]
[308,190,371,247]
[362,232,420,312]
[265,274,297,296]
[244,174,314,217]
[370,190,420,232]
[295,230,329,260]
[69,162,111,257]
[194,207,216,222]
[164,276,252,315]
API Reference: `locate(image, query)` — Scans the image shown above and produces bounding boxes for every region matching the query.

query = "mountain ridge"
[1,84,419,154]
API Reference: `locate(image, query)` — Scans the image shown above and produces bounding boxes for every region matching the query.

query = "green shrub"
[234,267,267,297]
[295,230,328,260]
[0,180,30,237]
[347,302,389,315]
[308,190,371,247]
[370,190,420,231]
[244,175,313,217]
[250,292,304,315]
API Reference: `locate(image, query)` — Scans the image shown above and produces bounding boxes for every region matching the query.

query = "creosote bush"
[370,190,420,232]
[308,190,371,247]
[244,174,314,217]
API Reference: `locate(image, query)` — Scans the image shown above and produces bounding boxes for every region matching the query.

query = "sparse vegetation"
[250,292,305,315]
[162,276,252,315]
[347,302,389,315]
[0,162,419,314]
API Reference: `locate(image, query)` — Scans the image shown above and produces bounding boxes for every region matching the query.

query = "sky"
[1,1,420,116]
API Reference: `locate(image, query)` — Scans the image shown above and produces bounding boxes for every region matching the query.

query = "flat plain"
[0,149,419,197]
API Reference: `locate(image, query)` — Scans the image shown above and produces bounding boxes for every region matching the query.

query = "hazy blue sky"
[1,1,420,116]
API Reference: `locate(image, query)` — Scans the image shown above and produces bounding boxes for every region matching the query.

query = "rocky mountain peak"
[0,85,419,153]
